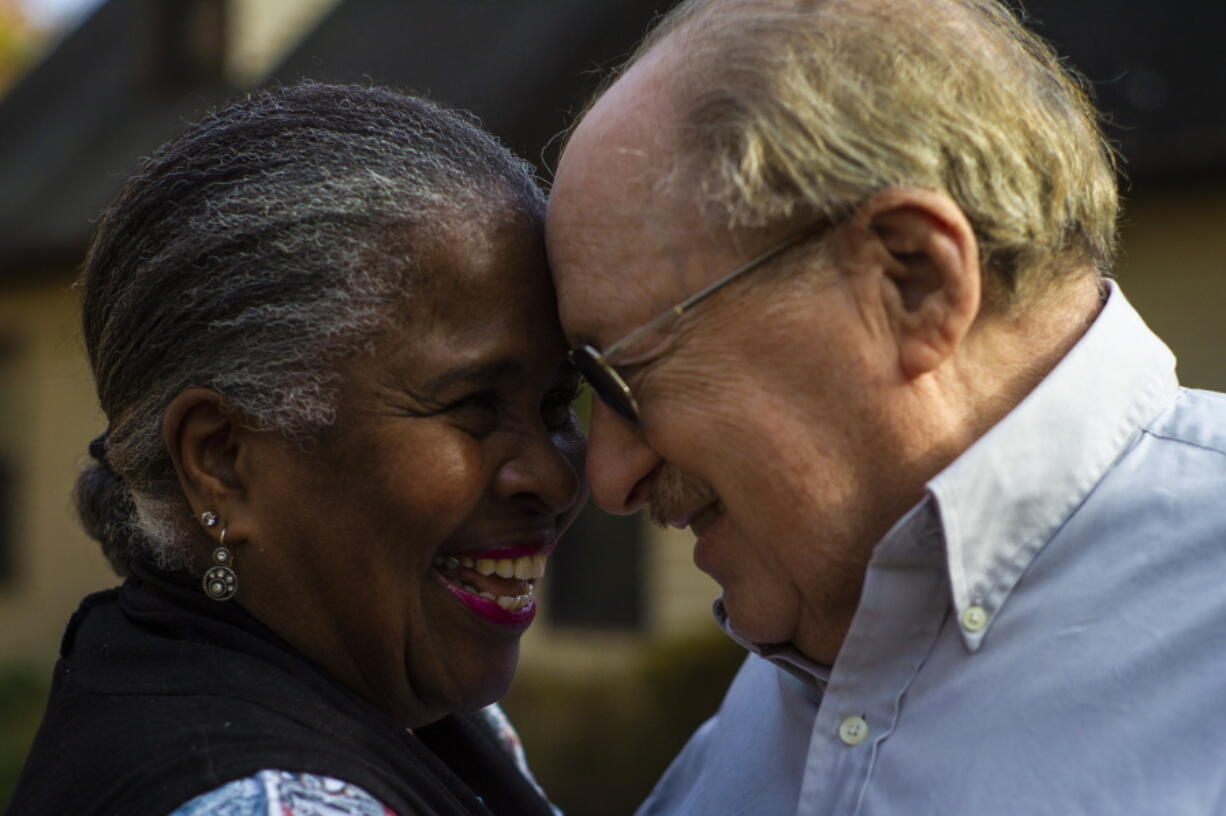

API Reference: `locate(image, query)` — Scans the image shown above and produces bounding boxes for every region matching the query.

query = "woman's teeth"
[433,554,547,580]
[446,579,535,610]
[432,553,546,612]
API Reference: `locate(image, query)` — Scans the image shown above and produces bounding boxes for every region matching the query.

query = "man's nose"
[585,398,661,515]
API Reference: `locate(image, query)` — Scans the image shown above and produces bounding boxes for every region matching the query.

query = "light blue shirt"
[639,283,1226,816]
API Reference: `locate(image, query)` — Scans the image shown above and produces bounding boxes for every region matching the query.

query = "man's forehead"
[548,50,694,345]
[548,209,681,348]
[550,40,687,216]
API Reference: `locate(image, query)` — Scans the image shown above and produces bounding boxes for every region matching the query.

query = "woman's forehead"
[358,226,563,381]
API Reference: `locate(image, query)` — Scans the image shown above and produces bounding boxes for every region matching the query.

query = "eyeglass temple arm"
[602,222,825,359]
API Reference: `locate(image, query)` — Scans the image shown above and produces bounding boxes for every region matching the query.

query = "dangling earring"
[199,510,237,602]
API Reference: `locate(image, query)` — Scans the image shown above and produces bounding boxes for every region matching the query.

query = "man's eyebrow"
[422,359,524,392]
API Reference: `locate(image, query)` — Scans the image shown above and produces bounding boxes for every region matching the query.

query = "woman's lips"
[469,543,554,560]
[431,546,550,629]
[437,573,536,629]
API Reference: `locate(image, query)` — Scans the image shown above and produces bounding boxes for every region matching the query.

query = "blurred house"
[0,0,1223,674]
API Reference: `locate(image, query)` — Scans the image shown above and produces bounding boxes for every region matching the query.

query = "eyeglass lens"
[570,346,639,426]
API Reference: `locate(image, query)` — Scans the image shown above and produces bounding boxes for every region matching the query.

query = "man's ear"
[856,188,981,379]
[163,388,246,528]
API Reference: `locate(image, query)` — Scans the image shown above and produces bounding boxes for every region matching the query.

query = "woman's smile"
[226,215,587,725]
[432,542,555,627]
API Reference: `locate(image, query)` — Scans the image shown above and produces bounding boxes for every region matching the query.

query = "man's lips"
[668,500,724,532]
[689,501,724,535]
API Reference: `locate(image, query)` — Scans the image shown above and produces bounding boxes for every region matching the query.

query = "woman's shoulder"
[169,769,399,816]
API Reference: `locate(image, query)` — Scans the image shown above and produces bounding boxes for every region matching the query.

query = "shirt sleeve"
[168,769,399,816]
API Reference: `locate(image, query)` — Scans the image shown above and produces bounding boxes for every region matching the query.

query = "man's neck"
[793,275,1106,667]
[958,275,1106,446]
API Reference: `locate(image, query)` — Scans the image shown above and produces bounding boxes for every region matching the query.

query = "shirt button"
[838,715,869,746]
[961,605,988,632]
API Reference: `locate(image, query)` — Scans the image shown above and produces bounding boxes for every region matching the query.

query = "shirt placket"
[795,514,950,815]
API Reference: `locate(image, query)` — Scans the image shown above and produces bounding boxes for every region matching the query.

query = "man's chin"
[720,595,791,647]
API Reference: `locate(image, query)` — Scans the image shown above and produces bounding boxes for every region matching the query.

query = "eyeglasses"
[568,220,828,427]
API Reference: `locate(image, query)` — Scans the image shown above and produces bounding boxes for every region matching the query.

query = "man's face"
[546,52,913,660]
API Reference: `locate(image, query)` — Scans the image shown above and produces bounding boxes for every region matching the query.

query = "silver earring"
[202,525,238,602]
[201,510,218,528]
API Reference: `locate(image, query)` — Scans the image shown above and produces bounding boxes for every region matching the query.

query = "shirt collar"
[713,598,831,697]
[710,282,1177,670]
[927,281,1178,651]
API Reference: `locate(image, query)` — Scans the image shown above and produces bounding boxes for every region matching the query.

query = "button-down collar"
[714,281,1179,664]
[927,281,1178,650]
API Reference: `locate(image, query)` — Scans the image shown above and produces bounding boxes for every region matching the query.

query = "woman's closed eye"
[441,376,582,437]
[542,379,582,431]
[446,390,502,437]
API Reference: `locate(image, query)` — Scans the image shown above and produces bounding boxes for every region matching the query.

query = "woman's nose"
[495,423,586,516]
[585,398,661,515]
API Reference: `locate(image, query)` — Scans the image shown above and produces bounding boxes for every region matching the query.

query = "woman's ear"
[163,388,244,522]
[856,188,981,379]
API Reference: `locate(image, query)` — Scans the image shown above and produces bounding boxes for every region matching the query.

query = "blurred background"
[0,0,1222,812]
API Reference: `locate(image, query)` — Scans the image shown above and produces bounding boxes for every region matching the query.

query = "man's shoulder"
[635,654,816,816]
[1074,385,1226,549]
[1143,386,1226,460]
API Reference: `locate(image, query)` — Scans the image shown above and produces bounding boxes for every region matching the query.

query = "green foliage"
[502,628,746,816]
[0,663,51,810]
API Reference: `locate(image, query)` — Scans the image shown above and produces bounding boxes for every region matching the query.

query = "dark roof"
[0,0,234,272]
[268,0,676,176]
[1,0,1223,274]
[0,0,676,274]
[1024,0,1226,182]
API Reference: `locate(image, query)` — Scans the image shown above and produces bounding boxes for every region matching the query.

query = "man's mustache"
[648,463,718,528]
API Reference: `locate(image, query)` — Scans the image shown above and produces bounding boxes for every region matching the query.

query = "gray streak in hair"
[75,83,544,575]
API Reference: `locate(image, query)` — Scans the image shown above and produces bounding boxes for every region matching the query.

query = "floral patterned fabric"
[170,770,396,816]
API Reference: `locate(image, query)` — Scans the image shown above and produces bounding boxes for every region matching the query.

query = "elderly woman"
[6,84,584,815]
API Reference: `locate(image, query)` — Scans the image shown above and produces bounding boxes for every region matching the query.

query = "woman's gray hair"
[76,83,545,575]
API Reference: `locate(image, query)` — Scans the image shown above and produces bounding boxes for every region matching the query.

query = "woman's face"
[236,213,586,726]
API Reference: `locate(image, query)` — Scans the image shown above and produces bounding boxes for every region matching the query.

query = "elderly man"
[547,0,1226,812]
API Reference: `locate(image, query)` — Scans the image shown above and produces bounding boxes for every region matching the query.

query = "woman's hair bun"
[87,431,109,468]
[73,450,136,577]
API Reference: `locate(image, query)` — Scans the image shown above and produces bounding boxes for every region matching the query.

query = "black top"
[4,560,556,816]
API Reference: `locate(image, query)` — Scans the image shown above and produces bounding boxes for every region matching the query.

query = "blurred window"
[549,503,645,631]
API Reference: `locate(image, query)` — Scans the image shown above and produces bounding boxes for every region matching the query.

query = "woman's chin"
[399,638,520,725]
[452,642,521,711]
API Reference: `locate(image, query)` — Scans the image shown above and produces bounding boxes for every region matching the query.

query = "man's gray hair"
[622,0,1119,307]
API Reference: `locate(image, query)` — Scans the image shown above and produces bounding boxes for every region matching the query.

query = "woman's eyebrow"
[422,359,524,393]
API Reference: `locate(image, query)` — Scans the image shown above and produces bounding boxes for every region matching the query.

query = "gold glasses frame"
[568,220,829,427]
